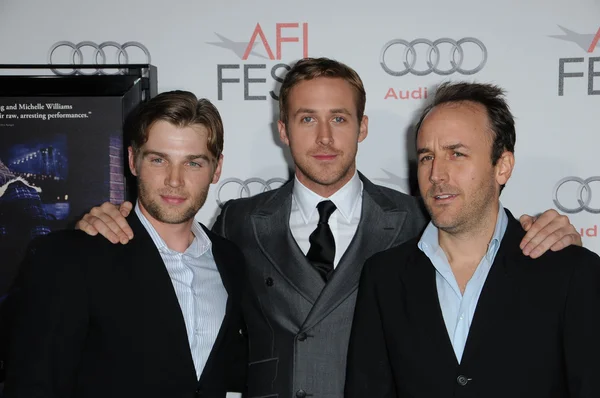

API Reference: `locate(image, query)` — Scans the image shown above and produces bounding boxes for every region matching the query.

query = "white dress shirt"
[289,171,363,268]
[135,203,228,379]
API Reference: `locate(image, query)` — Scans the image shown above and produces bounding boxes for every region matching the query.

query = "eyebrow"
[142,151,213,162]
[294,107,353,117]
[443,143,468,151]
[416,143,469,155]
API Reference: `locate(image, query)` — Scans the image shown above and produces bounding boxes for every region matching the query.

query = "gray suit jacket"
[212,173,427,398]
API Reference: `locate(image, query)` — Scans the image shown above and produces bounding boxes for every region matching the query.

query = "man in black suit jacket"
[3,91,247,398]
[345,82,600,398]
[74,59,581,398]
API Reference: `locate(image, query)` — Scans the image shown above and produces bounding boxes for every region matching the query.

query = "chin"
[430,215,457,230]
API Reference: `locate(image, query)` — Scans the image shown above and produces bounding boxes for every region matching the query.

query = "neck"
[139,204,195,253]
[296,166,356,198]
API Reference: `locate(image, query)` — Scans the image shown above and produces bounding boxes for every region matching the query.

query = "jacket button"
[265,277,274,286]
[457,375,469,386]
[195,387,201,396]
[296,389,307,398]
[297,332,307,341]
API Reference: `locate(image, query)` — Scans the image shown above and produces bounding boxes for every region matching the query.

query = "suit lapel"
[460,214,524,366]
[251,181,326,304]
[129,214,197,383]
[301,175,409,330]
[197,226,237,385]
[406,249,459,369]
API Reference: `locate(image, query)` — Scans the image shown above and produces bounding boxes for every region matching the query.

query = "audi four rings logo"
[216,177,287,207]
[48,41,151,75]
[379,37,488,76]
[553,176,600,214]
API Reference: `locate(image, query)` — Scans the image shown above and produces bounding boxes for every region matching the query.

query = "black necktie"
[306,200,337,282]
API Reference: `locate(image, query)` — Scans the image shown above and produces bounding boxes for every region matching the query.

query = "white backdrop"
[1,0,598,254]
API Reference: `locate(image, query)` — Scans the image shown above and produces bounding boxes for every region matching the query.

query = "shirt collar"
[292,171,363,224]
[134,201,211,258]
[418,202,509,263]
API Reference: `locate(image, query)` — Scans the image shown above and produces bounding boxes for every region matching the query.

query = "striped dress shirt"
[135,203,228,379]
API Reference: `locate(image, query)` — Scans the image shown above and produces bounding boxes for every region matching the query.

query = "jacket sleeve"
[3,235,89,398]
[563,248,600,397]
[345,257,397,398]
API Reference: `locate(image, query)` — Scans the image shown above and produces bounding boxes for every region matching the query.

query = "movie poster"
[0,96,126,299]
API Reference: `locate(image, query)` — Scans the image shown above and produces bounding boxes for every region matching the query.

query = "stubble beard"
[137,180,209,225]
[426,178,498,236]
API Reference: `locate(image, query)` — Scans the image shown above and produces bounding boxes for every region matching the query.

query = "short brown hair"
[414,82,515,165]
[279,57,366,125]
[129,90,224,162]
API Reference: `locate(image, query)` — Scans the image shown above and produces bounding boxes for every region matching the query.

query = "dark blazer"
[345,210,600,398]
[213,173,427,398]
[3,213,247,398]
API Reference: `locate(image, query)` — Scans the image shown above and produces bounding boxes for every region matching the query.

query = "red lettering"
[384,88,398,99]
[277,23,298,60]
[588,27,600,53]
[243,23,275,60]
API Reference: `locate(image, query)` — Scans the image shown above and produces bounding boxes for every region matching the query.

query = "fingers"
[115,201,134,240]
[119,201,133,217]
[90,202,133,244]
[75,202,134,244]
[75,216,99,236]
[519,209,579,258]
[549,229,581,252]
[518,214,536,232]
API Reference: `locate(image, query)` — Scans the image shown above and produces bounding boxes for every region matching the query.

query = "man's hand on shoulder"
[75,201,134,244]
[519,209,582,259]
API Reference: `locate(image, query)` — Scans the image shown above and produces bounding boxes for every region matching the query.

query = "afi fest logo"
[380,37,488,101]
[550,25,600,95]
[207,23,309,101]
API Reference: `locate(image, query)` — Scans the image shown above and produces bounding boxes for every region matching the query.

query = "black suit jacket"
[345,211,600,398]
[3,213,247,398]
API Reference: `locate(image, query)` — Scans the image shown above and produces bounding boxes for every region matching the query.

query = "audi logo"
[553,176,600,214]
[379,37,488,76]
[216,177,287,208]
[48,41,151,76]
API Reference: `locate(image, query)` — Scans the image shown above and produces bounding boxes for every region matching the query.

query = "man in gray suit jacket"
[74,58,581,398]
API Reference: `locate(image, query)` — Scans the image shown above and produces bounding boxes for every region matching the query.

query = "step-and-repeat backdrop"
[1,0,598,254]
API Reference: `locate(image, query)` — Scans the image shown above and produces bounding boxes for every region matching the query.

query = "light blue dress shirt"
[135,203,228,379]
[418,204,508,363]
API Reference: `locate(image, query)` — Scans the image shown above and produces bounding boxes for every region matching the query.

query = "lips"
[427,187,459,204]
[312,153,338,161]
[434,194,456,200]
[160,195,187,205]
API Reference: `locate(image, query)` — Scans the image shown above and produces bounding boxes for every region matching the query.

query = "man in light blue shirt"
[417,203,507,363]
[346,82,600,398]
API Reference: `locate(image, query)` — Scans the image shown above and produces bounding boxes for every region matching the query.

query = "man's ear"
[128,147,138,176]
[278,120,290,146]
[358,115,369,143]
[212,154,224,184]
[495,151,514,187]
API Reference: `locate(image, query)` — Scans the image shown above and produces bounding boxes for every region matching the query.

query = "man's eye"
[333,116,345,123]
[150,158,164,164]
[301,116,314,123]
[419,155,433,163]
[453,152,465,158]
[188,161,202,168]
